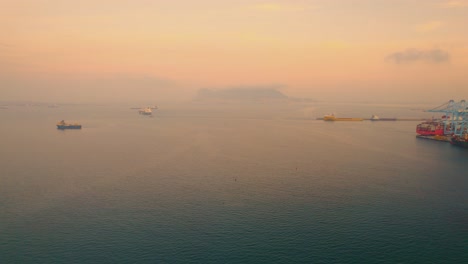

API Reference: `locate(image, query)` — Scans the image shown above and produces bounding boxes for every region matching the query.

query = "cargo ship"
[56,120,82,129]
[323,114,363,121]
[450,134,468,148]
[415,121,444,136]
[138,107,152,115]
[370,115,397,121]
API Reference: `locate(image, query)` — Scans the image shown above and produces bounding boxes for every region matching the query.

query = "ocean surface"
[1,101,467,263]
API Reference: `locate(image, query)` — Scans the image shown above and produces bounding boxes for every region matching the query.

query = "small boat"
[323,114,363,121]
[56,120,82,129]
[138,107,152,115]
[416,121,444,136]
[450,134,468,148]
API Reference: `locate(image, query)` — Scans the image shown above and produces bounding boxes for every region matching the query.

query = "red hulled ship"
[416,121,445,136]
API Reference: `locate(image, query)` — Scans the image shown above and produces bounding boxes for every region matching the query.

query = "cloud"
[414,21,443,32]
[438,0,468,8]
[386,49,450,64]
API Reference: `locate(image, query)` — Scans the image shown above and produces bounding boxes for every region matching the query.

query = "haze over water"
[2,0,468,262]
[1,102,467,263]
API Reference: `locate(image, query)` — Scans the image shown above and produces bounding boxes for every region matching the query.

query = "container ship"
[450,134,468,148]
[416,121,445,136]
[416,100,468,144]
[56,120,82,129]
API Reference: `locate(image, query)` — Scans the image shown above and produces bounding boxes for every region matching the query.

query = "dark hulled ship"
[57,120,82,129]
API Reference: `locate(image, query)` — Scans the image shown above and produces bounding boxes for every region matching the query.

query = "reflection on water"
[0,102,467,263]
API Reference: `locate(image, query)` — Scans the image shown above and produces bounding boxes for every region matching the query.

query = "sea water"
[0,102,467,263]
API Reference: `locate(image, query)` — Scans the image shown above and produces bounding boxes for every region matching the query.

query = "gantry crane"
[426,100,468,136]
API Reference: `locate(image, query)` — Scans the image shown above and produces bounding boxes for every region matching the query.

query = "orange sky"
[1,0,468,102]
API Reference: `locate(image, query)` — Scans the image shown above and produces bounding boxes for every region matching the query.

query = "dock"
[416,135,451,142]
[364,118,427,121]
[316,117,428,121]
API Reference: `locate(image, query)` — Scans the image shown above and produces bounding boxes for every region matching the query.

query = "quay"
[316,117,427,121]
[416,135,451,142]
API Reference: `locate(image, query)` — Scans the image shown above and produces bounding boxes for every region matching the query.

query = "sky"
[1,0,468,103]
